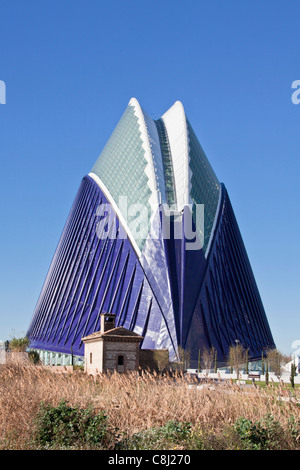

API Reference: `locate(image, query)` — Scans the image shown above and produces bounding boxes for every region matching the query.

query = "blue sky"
[0,1,299,356]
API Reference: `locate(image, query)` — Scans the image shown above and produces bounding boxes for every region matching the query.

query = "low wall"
[43,365,74,374]
[5,352,29,364]
[139,349,169,372]
[196,371,300,384]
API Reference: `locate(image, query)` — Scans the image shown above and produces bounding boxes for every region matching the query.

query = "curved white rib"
[89,171,142,258]
[161,100,190,211]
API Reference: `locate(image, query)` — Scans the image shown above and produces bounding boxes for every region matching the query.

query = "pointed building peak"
[128,98,186,121]
[128,97,141,109]
[163,100,185,117]
[161,99,190,210]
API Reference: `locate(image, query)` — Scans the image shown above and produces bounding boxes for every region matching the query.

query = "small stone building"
[81,313,143,375]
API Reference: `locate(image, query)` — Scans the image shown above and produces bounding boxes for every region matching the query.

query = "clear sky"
[0,1,299,356]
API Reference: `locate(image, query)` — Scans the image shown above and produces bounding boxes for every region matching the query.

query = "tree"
[266,348,284,379]
[202,346,215,373]
[9,336,29,352]
[228,343,247,379]
[245,349,249,374]
[261,350,265,374]
[214,350,217,373]
[177,346,191,373]
[156,351,170,374]
[265,362,269,385]
[290,363,297,389]
[197,350,201,373]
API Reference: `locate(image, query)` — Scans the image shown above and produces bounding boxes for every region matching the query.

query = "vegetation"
[117,420,192,450]
[198,350,201,372]
[176,346,191,372]
[227,342,248,379]
[34,400,112,448]
[7,336,29,352]
[266,348,285,379]
[224,345,291,383]
[28,350,40,365]
[265,362,269,385]
[233,414,285,450]
[201,346,216,373]
[0,363,299,450]
[291,363,297,389]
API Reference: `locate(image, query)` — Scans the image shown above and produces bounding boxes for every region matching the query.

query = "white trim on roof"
[161,100,190,212]
[88,171,142,258]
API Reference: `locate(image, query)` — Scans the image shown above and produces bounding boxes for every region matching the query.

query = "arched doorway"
[117,355,125,373]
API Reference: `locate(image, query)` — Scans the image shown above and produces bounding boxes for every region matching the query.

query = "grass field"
[0,363,299,450]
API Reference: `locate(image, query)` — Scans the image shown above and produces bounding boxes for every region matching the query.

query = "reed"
[0,364,299,449]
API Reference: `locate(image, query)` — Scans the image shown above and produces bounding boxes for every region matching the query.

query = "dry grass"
[0,364,299,449]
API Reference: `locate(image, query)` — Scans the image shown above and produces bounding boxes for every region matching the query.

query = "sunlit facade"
[27,98,275,366]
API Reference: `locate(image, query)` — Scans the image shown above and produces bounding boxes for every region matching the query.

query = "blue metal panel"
[27,177,275,364]
[27,176,177,358]
[185,184,275,365]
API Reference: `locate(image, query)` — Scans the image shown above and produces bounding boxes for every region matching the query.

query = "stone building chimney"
[100,313,116,334]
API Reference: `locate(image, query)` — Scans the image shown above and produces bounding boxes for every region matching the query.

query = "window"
[90,352,92,364]
[118,355,124,366]
[91,104,153,252]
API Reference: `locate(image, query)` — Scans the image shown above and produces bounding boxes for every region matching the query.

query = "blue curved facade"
[27,98,275,365]
[185,185,275,362]
[27,175,179,359]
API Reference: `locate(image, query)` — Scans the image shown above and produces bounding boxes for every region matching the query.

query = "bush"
[233,414,284,450]
[117,420,192,450]
[28,351,40,365]
[33,400,110,449]
[288,415,300,443]
[8,337,29,352]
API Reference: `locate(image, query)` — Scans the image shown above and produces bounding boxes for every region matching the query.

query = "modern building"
[27,98,275,367]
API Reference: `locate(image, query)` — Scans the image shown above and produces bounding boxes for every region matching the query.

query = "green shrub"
[33,400,110,449]
[117,420,192,450]
[28,350,40,364]
[159,420,191,441]
[288,415,300,444]
[233,414,283,450]
[9,337,29,352]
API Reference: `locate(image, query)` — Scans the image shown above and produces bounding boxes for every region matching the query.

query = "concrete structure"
[82,313,143,375]
[139,348,169,372]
